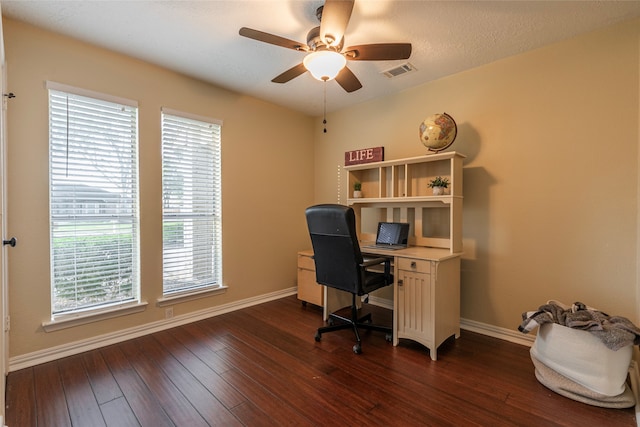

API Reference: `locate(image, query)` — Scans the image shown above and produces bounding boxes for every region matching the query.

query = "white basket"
[531,322,632,396]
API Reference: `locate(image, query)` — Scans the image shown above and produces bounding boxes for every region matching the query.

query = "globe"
[419,113,457,152]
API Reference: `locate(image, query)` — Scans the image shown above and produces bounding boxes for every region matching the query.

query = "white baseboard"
[9,287,297,372]
[460,317,535,347]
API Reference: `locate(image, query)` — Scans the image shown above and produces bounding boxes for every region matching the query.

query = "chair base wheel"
[385,333,392,342]
[353,343,361,354]
[314,332,321,342]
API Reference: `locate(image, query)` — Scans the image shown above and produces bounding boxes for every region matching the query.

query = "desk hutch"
[298,151,465,360]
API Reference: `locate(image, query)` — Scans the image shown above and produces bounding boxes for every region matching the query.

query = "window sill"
[156,285,228,307]
[42,301,148,332]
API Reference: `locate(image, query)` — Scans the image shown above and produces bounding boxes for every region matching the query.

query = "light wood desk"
[315,244,461,361]
[300,152,465,360]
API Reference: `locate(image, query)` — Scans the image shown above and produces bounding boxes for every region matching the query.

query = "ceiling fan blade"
[319,0,354,47]
[335,66,362,93]
[272,63,308,83]
[239,27,308,52]
[344,43,412,61]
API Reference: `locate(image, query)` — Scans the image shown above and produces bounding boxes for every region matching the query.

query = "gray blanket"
[519,301,640,350]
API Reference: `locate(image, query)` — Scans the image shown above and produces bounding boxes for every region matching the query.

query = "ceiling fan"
[239,0,412,93]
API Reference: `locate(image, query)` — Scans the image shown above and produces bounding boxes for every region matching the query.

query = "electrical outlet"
[165,307,174,319]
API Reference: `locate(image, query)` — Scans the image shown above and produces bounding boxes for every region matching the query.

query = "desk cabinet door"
[396,269,432,343]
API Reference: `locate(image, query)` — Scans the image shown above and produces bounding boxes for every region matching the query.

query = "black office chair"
[305,204,393,354]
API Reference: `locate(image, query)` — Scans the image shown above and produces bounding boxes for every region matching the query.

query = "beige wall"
[313,19,640,330]
[3,18,315,358]
[4,14,639,360]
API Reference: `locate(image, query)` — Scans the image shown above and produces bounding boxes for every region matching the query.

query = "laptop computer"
[362,222,410,250]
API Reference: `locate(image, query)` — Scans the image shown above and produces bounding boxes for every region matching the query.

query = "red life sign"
[344,147,384,166]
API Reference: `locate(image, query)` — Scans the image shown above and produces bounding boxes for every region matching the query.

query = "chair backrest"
[305,204,363,294]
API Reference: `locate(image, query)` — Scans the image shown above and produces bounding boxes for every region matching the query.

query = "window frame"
[47,81,141,321]
[160,108,223,299]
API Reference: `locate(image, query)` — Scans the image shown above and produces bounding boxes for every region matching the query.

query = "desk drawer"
[297,254,316,271]
[397,258,431,274]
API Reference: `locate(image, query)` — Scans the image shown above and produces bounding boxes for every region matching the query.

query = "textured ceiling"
[2,0,640,116]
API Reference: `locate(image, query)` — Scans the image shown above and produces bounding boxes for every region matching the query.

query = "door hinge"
[4,315,9,332]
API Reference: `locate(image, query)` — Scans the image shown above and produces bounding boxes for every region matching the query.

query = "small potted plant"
[353,181,362,198]
[428,176,449,195]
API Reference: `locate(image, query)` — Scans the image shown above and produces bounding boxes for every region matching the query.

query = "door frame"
[0,6,8,422]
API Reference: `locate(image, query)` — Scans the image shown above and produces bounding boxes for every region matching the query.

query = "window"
[48,83,139,315]
[161,109,222,295]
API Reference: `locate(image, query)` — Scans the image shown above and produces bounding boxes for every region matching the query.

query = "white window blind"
[161,110,222,294]
[49,87,139,315]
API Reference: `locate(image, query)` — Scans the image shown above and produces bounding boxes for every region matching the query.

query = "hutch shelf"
[346,151,465,253]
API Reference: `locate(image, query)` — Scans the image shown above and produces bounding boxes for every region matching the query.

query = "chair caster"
[314,331,321,342]
[385,333,392,342]
[353,343,362,354]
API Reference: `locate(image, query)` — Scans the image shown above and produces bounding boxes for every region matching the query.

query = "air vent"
[382,62,416,78]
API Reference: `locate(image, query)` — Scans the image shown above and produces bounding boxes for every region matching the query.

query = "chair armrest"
[361,257,392,278]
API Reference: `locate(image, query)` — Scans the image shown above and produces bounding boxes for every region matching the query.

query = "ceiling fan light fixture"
[303,50,346,81]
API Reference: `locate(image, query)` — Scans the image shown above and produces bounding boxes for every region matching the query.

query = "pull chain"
[323,79,327,133]
[66,96,70,177]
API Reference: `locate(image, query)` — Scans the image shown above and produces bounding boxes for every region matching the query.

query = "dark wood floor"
[5,295,636,426]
